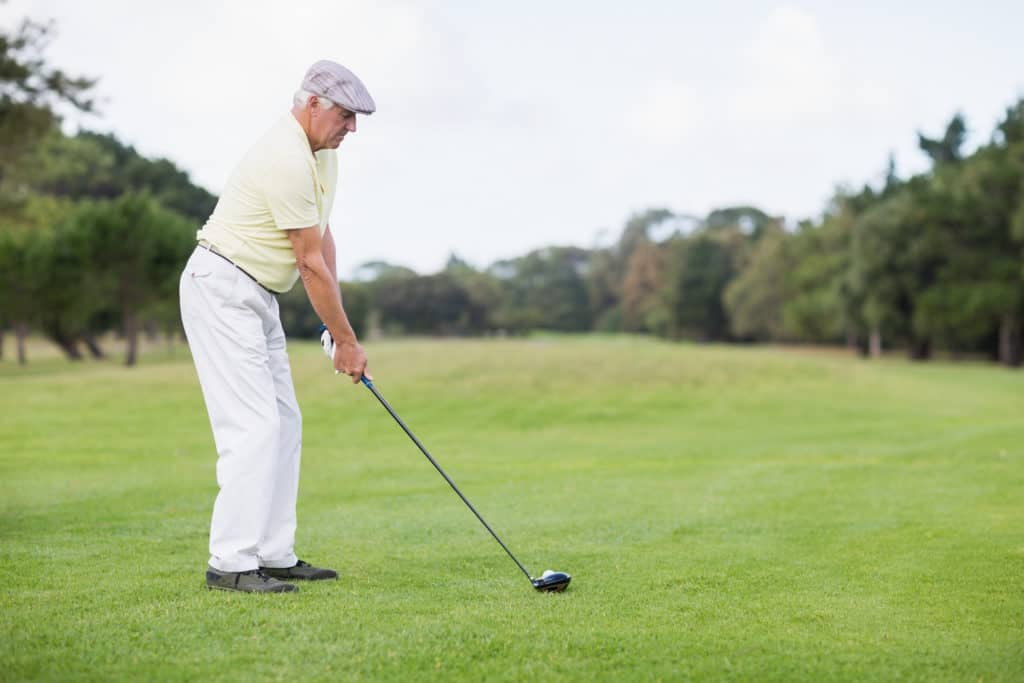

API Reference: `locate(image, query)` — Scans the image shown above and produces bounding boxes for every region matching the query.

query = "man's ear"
[307,96,320,115]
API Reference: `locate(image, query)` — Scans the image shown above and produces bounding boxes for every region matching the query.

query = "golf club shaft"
[360,377,534,582]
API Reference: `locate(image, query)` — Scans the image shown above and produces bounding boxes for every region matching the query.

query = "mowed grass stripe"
[1,336,1022,681]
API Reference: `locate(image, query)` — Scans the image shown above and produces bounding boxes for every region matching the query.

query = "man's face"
[311,100,357,150]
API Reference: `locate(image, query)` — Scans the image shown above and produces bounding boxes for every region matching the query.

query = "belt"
[197,241,277,295]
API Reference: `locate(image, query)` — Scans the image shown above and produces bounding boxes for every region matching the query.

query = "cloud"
[727,5,841,123]
[627,79,702,145]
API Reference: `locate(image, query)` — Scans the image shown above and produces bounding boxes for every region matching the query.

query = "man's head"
[292,60,375,152]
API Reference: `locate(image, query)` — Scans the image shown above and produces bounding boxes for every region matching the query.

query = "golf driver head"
[532,570,571,592]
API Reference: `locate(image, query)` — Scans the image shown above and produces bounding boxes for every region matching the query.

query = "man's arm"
[287,225,368,382]
[321,224,339,283]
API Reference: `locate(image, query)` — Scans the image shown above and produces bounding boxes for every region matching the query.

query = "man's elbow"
[296,252,323,282]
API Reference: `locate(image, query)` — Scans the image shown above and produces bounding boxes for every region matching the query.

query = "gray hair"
[293,89,335,109]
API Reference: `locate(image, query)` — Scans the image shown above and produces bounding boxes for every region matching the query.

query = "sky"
[4,1,1024,277]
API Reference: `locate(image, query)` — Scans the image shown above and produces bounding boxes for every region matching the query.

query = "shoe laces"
[240,569,275,583]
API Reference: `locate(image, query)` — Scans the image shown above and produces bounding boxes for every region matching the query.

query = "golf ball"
[541,570,555,578]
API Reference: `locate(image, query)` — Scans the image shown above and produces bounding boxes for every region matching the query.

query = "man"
[179,60,374,593]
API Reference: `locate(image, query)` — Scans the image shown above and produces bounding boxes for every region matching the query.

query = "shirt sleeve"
[265,155,320,230]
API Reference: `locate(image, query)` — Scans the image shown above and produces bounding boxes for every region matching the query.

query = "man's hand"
[321,326,371,383]
[333,338,369,383]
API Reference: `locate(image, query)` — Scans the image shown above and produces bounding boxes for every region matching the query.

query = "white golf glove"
[319,324,342,375]
[320,325,335,361]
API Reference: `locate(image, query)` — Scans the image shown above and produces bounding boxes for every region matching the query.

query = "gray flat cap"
[301,60,376,115]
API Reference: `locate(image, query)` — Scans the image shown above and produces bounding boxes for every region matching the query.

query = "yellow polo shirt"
[197,114,338,293]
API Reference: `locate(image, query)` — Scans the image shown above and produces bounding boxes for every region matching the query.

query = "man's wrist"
[328,327,358,346]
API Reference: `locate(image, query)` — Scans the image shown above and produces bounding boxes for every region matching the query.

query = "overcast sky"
[5,1,1023,276]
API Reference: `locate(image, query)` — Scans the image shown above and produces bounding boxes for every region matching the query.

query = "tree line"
[307,103,1024,368]
[2,16,1022,367]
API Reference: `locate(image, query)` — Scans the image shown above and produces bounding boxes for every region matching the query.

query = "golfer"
[179,60,374,593]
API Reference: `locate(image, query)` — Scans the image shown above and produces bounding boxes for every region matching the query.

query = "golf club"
[320,327,570,592]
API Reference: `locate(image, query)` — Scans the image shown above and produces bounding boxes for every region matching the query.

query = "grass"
[1,335,1022,681]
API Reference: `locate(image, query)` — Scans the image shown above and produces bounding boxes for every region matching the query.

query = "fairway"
[1,336,1022,681]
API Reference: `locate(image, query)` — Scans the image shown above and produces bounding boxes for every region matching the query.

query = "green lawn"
[1,336,1022,681]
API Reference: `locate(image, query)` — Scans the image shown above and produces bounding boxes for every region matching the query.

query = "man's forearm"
[321,225,339,283]
[298,254,356,344]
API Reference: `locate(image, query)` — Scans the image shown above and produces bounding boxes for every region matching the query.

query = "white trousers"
[179,247,301,572]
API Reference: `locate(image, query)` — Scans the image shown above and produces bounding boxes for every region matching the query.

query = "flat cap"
[301,60,376,115]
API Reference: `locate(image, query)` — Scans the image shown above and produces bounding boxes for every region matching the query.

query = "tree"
[0,15,97,358]
[443,253,502,333]
[373,272,485,335]
[0,17,96,194]
[918,112,1024,365]
[0,123,216,362]
[23,221,99,359]
[63,193,196,365]
[705,205,776,239]
[664,226,746,341]
[0,193,79,362]
[917,113,967,168]
[781,216,850,345]
[847,191,919,357]
[620,241,668,333]
[0,229,37,363]
[21,130,216,221]
[489,247,592,332]
[585,246,622,331]
[724,224,790,340]
[586,209,675,333]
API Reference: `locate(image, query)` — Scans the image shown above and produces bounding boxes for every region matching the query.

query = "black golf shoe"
[206,567,298,593]
[260,559,338,581]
